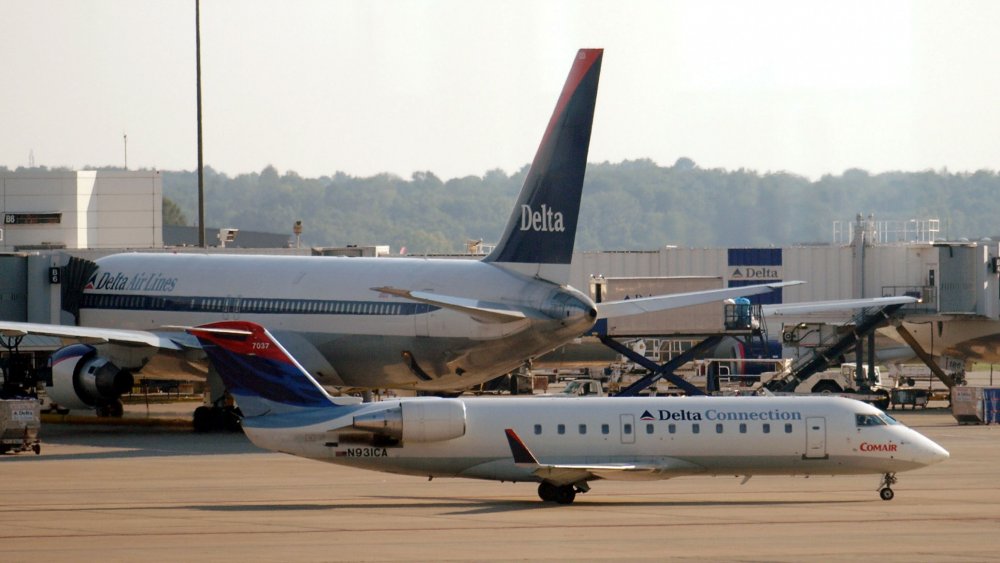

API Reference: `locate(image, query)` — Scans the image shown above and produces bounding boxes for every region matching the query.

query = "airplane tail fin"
[484,49,603,284]
[187,321,357,418]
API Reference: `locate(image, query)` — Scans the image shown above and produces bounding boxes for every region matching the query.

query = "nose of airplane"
[916,436,950,466]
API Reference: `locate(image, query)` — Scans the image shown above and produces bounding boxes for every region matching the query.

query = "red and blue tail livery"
[485,49,602,273]
[187,321,338,415]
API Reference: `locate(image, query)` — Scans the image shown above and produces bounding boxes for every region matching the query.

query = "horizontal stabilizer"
[597,281,804,320]
[373,287,527,324]
[762,295,918,317]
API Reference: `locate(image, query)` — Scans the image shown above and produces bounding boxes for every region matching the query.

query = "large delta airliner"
[0,49,796,418]
[188,321,949,504]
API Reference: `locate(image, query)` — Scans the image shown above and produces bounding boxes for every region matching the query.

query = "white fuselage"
[80,253,595,390]
[242,395,948,484]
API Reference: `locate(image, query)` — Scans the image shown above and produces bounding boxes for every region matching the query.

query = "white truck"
[557,379,607,397]
[758,364,892,409]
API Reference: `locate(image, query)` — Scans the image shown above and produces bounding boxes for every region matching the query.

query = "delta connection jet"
[0,49,797,419]
[188,320,949,504]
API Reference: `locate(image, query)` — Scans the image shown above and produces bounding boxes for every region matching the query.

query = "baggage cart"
[0,399,40,455]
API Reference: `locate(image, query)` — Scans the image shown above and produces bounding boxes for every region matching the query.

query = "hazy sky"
[3,1,999,180]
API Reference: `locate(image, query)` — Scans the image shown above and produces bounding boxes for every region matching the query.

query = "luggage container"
[0,399,40,454]
[952,386,985,424]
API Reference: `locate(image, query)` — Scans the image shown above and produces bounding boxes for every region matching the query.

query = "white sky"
[3,0,999,180]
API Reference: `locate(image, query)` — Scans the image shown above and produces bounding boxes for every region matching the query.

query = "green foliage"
[160,161,1000,253]
[162,197,188,226]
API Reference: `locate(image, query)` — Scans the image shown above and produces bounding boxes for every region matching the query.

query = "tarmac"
[1,401,998,562]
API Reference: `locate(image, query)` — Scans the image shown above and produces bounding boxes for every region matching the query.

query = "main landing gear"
[878,472,897,501]
[537,481,587,505]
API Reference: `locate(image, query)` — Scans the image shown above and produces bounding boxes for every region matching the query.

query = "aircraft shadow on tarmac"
[187,496,866,515]
[0,425,261,462]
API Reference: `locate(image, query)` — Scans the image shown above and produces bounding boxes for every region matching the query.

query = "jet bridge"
[762,301,909,393]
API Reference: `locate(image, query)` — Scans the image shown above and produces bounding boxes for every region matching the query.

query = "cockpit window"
[877,412,900,425]
[855,413,885,427]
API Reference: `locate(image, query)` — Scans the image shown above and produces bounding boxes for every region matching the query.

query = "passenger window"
[785,423,793,434]
[579,424,587,435]
[533,424,542,435]
[692,423,700,434]
[739,423,747,434]
[601,424,610,435]
[668,423,676,434]
[763,423,771,434]
[557,424,565,435]
[623,423,632,435]
[715,423,724,434]
[646,423,654,434]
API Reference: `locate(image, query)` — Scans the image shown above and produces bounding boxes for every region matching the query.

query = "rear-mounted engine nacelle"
[353,399,467,442]
[47,344,134,410]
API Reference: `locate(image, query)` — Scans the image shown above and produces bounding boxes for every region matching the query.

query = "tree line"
[5,160,998,252]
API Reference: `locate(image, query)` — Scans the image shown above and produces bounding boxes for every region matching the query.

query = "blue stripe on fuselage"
[80,293,440,316]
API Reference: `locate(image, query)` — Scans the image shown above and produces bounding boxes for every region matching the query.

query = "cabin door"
[619,414,635,444]
[804,417,827,459]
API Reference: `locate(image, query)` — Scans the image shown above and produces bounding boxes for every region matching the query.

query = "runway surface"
[1,407,996,562]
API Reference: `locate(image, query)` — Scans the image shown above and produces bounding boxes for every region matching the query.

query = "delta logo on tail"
[520,204,565,232]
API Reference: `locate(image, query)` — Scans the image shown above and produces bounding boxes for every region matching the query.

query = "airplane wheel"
[538,482,558,502]
[96,399,125,418]
[192,406,215,433]
[879,487,894,501]
[554,485,576,505]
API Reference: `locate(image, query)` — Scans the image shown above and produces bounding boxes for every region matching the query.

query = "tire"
[192,406,215,433]
[812,381,841,394]
[879,487,894,501]
[554,485,577,505]
[538,482,558,502]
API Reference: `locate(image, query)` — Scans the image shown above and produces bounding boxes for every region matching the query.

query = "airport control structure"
[2,171,1000,403]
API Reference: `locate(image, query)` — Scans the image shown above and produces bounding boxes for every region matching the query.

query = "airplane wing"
[0,320,189,350]
[504,428,703,485]
[372,287,528,324]
[761,295,918,318]
[596,281,804,320]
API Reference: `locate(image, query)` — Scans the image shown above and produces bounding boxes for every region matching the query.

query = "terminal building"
[2,170,1000,391]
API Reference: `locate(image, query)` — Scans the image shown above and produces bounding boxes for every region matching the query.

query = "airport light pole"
[195,0,206,248]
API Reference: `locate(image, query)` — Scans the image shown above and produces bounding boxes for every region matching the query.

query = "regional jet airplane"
[0,49,796,419]
[188,320,949,504]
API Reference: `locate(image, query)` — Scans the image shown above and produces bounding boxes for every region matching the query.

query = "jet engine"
[353,399,467,442]
[47,344,134,413]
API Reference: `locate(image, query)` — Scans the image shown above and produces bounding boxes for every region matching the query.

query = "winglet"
[505,428,540,465]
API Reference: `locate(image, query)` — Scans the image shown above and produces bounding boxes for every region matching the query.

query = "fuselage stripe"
[79,293,440,316]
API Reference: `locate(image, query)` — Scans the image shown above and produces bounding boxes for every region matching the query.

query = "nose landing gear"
[877,472,897,501]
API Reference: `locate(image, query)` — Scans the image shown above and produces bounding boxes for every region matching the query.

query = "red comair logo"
[860,442,898,453]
